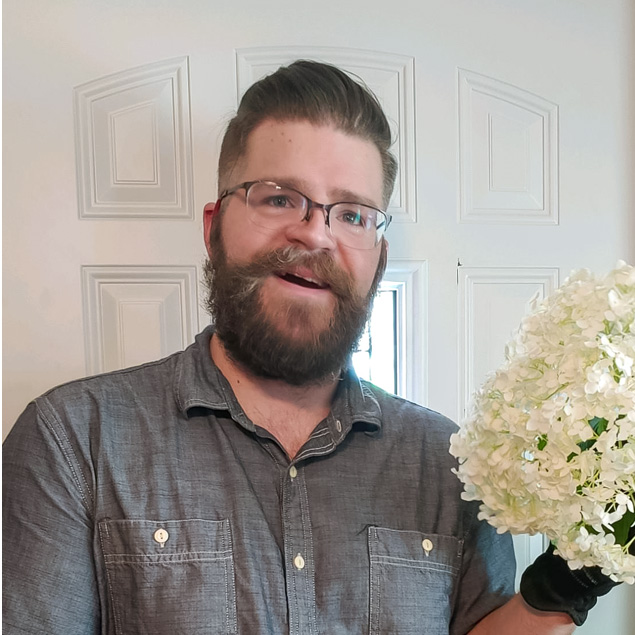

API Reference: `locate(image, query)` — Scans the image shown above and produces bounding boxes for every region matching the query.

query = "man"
[3,60,616,634]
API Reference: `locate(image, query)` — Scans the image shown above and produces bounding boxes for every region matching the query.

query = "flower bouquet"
[450,262,635,583]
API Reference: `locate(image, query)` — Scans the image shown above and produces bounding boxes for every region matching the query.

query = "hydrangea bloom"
[450,261,635,583]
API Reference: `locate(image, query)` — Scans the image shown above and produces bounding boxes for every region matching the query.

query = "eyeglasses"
[218,180,391,250]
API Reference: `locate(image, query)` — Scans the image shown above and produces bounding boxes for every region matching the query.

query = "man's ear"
[203,200,221,257]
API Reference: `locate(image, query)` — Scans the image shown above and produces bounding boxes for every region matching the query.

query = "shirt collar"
[174,326,234,413]
[174,325,382,433]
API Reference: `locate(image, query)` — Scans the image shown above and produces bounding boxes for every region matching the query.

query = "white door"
[4,0,634,632]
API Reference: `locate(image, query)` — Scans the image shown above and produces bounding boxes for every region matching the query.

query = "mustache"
[228,247,357,300]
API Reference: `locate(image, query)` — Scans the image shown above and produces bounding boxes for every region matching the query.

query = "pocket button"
[154,528,169,547]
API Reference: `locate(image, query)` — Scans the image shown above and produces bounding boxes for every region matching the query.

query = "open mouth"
[277,272,329,290]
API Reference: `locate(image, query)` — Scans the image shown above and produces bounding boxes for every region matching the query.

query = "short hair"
[217,60,398,209]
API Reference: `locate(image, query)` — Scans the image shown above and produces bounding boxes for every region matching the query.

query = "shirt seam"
[298,472,319,633]
[35,398,95,516]
[308,427,330,440]
[294,440,335,461]
[41,352,180,399]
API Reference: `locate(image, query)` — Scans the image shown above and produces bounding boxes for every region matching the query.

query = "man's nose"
[284,205,336,250]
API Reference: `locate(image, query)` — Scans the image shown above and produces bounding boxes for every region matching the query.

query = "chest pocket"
[368,527,462,635]
[98,518,237,635]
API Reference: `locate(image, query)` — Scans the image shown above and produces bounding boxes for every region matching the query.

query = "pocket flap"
[99,518,232,564]
[369,526,462,573]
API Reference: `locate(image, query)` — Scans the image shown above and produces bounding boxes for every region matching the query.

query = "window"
[351,263,426,405]
[352,288,398,394]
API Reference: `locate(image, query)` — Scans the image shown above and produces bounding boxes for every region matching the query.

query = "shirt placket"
[282,461,318,635]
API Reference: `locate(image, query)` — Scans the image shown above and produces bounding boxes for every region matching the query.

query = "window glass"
[352,288,397,394]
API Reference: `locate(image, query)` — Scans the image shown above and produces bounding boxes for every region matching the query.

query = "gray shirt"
[3,326,515,635]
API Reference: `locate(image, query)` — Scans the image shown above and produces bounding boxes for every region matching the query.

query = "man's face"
[204,119,387,385]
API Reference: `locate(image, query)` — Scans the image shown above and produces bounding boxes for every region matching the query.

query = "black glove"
[520,544,620,626]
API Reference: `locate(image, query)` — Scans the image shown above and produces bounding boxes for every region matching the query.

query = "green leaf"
[537,435,548,451]
[578,438,596,452]
[611,508,635,550]
[589,417,609,435]
[577,417,609,452]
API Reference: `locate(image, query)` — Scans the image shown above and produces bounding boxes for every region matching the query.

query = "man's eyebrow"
[330,187,382,209]
[263,177,382,209]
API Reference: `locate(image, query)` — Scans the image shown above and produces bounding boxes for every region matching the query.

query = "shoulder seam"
[41,352,181,397]
[35,399,95,517]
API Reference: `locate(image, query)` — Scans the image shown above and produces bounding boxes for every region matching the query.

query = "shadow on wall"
[620,0,634,604]
[618,583,635,633]
[620,3,635,560]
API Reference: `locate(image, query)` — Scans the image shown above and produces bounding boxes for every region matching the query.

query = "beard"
[203,218,387,385]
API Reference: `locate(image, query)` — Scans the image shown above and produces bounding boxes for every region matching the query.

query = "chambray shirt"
[3,326,515,635]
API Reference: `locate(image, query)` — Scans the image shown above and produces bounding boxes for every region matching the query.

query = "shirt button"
[154,528,169,547]
[422,539,433,554]
[294,553,305,570]
[335,419,342,433]
[289,466,298,478]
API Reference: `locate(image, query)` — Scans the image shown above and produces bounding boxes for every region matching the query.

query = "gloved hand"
[520,544,620,626]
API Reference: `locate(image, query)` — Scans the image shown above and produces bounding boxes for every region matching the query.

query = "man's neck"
[210,334,339,458]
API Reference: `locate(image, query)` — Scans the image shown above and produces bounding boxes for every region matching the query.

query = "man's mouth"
[276,269,329,290]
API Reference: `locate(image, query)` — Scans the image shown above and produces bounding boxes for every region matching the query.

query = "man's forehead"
[244,117,375,154]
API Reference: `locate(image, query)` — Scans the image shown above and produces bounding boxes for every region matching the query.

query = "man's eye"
[266,195,291,208]
[340,210,365,226]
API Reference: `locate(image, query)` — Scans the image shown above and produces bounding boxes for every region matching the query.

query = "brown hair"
[218,60,398,209]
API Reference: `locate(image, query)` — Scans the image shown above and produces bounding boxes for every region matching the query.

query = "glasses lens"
[242,181,388,249]
[330,203,385,249]
[246,182,306,228]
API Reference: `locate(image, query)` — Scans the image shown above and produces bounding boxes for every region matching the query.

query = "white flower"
[450,262,635,584]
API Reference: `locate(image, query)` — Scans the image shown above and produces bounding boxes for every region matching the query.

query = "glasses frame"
[218,180,392,249]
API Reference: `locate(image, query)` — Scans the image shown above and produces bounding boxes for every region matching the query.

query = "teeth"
[280,271,326,289]
[291,270,320,284]
[301,276,326,288]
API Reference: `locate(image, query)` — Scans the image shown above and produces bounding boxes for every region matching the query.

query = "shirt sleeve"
[450,500,517,635]
[2,400,100,634]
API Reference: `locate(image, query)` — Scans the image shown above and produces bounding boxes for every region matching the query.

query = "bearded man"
[3,60,618,635]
